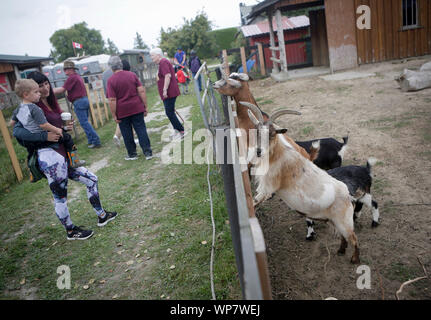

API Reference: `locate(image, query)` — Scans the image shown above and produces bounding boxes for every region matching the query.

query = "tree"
[159,10,217,59]
[49,22,105,62]
[106,38,120,55]
[134,32,149,50]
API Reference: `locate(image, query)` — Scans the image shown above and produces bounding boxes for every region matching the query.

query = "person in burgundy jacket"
[150,48,186,141]
[53,60,101,149]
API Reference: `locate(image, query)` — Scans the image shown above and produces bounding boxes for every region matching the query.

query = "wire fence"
[193,61,272,300]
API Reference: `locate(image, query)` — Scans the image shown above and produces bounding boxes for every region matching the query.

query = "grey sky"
[0,0,259,57]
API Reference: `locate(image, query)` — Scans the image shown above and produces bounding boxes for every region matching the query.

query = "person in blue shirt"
[174,47,186,67]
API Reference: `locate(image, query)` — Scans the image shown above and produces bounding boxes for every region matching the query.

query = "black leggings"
[163,97,184,132]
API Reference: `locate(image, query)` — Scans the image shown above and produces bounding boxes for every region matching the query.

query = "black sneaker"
[98,211,118,227]
[66,226,94,241]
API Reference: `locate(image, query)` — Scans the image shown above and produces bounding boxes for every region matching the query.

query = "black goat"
[296,137,348,170]
[306,158,380,241]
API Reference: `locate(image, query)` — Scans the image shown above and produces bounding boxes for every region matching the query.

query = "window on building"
[402,0,418,28]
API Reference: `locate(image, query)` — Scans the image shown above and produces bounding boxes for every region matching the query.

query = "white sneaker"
[134,138,139,144]
[125,155,139,161]
[172,131,187,141]
[113,135,121,147]
[169,130,179,139]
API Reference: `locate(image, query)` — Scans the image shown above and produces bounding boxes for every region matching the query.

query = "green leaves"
[159,10,216,59]
[49,22,105,62]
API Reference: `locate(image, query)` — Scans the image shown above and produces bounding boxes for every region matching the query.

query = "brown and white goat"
[243,102,360,264]
[213,73,318,161]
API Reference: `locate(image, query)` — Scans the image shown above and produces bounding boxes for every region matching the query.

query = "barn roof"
[0,54,52,65]
[240,15,310,38]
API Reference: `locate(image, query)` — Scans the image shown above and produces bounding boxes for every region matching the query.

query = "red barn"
[241,15,310,69]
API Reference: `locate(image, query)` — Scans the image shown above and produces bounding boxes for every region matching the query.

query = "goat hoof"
[371,221,379,228]
[351,256,360,264]
[337,250,345,256]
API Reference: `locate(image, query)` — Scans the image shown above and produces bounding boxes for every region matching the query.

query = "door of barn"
[309,8,330,67]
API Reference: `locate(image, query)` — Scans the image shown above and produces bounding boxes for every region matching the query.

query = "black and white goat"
[296,137,349,170]
[306,158,380,240]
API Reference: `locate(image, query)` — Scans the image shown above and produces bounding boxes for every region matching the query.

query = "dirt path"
[249,57,431,300]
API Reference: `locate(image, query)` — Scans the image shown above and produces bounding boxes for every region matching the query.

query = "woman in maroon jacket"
[14,71,117,241]
[150,48,186,141]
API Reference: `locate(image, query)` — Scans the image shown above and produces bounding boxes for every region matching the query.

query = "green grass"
[0,84,241,299]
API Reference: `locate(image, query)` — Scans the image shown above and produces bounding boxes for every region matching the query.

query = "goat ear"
[226,79,242,88]
[276,129,288,134]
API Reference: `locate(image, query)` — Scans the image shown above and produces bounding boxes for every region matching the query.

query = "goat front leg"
[306,218,316,241]
[253,192,271,208]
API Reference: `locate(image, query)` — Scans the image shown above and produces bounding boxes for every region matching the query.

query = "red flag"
[73,42,83,49]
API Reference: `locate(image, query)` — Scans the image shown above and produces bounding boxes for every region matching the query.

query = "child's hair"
[14,79,38,98]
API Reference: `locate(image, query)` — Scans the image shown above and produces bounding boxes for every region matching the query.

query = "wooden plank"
[419,0,427,55]
[231,100,272,300]
[275,9,288,72]
[257,43,266,76]
[0,110,23,182]
[222,49,230,77]
[384,0,394,60]
[370,0,379,62]
[360,0,371,63]
[240,47,248,75]
[399,0,407,58]
[84,84,98,129]
[309,9,319,66]
[267,10,280,73]
[377,0,385,61]
[355,0,365,64]
[95,91,104,126]
[429,0,431,53]
[393,0,401,59]
[100,89,110,121]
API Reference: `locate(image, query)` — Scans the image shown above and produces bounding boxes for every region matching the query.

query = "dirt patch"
[250,57,431,300]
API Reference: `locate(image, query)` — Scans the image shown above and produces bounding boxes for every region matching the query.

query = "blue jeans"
[73,97,101,146]
[192,72,202,92]
[118,112,152,157]
[163,97,184,132]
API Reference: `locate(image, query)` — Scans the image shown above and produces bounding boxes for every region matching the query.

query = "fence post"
[0,109,23,182]
[100,89,110,121]
[257,43,266,76]
[84,84,98,129]
[94,90,104,126]
[240,47,248,75]
[222,50,230,76]
[230,99,272,299]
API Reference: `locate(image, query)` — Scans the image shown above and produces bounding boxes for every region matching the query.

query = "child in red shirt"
[175,66,189,95]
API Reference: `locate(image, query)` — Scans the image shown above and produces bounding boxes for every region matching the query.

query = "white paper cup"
[61,112,72,126]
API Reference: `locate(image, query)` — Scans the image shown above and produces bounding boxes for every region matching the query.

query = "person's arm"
[137,86,148,116]
[53,87,66,95]
[182,53,186,65]
[13,121,47,142]
[163,73,171,99]
[39,122,63,136]
[109,98,120,123]
[9,119,16,127]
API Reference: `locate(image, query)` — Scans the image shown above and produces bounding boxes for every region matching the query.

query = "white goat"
[241,102,360,264]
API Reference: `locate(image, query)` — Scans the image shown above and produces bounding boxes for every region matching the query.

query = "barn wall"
[249,28,309,69]
[354,0,431,64]
[325,0,359,72]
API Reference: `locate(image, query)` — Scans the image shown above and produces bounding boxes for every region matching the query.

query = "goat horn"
[270,109,301,123]
[239,101,264,123]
